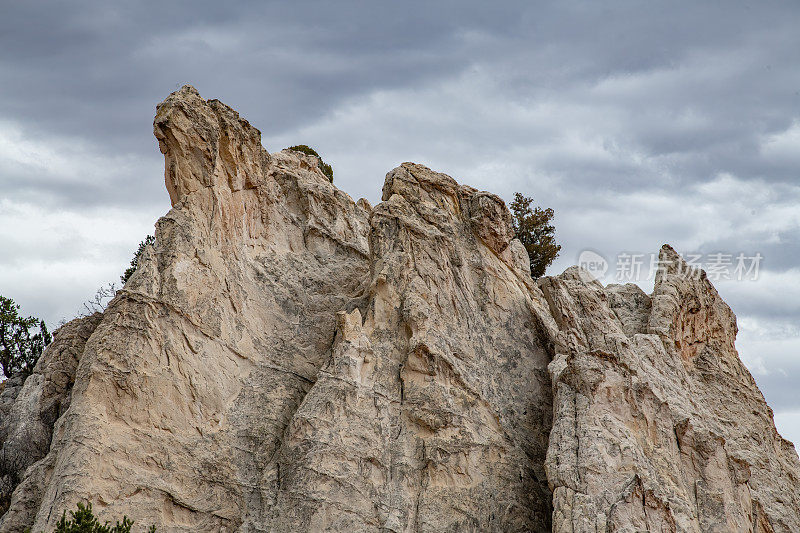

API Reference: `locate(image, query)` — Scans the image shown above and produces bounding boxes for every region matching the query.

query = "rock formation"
[0,86,797,532]
[541,255,800,532]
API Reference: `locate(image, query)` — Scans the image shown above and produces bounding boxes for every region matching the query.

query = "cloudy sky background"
[1,1,799,443]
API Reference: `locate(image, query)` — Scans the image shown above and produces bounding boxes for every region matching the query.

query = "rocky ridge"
[0,86,797,532]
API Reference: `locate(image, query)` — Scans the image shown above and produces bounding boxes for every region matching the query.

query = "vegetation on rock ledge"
[121,235,155,284]
[0,296,51,378]
[23,502,156,532]
[287,144,334,183]
[510,192,561,279]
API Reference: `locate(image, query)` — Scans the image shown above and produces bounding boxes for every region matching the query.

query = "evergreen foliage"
[121,235,155,284]
[0,296,51,378]
[22,502,157,533]
[509,192,561,279]
[287,145,334,182]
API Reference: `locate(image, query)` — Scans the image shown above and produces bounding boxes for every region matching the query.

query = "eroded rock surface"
[267,163,556,532]
[0,313,102,521]
[3,86,371,532]
[541,247,800,532]
[0,86,797,532]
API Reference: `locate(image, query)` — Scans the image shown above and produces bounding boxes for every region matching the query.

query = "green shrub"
[510,192,561,279]
[0,296,51,378]
[287,145,334,183]
[22,502,156,532]
[121,235,155,284]
[55,502,132,532]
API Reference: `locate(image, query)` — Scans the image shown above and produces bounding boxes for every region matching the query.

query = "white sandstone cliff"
[0,86,797,532]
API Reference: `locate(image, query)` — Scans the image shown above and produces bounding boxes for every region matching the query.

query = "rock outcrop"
[0,313,102,520]
[0,86,797,532]
[541,251,800,532]
[266,163,555,532]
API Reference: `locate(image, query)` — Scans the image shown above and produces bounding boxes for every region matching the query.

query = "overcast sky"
[1,1,798,444]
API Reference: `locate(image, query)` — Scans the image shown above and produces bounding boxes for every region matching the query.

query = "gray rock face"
[0,86,797,532]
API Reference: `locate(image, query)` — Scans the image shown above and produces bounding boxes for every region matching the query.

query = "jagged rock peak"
[154,84,268,206]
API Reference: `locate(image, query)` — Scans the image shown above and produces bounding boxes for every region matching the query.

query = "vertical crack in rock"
[0,86,797,532]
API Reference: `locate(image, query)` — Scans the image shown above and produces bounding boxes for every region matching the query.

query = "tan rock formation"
[266,163,555,531]
[3,86,371,532]
[0,86,797,532]
[0,313,102,521]
[541,248,800,532]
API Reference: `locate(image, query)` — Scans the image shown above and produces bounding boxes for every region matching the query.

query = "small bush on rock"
[0,296,51,378]
[510,192,561,279]
[23,502,156,532]
[287,145,334,183]
[121,235,155,284]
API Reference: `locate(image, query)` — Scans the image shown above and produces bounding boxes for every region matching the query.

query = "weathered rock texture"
[541,252,800,532]
[0,86,797,532]
[266,163,555,532]
[0,313,102,518]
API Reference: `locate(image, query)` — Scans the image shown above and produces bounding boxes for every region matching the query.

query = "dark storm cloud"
[0,1,525,147]
[0,1,543,207]
[2,1,799,202]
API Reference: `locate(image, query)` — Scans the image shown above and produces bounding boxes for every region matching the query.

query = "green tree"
[509,192,561,279]
[0,296,51,378]
[287,145,334,182]
[121,235,155,284]
[46,502,156,533]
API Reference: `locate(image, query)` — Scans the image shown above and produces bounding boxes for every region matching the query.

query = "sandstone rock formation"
[541,252,800,532]
[0,313,102,518]
[0,86,797,532]
[265,163,555,532]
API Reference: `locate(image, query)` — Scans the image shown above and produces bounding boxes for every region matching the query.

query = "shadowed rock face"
[0,86,797,532]
[0,313,102,518]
